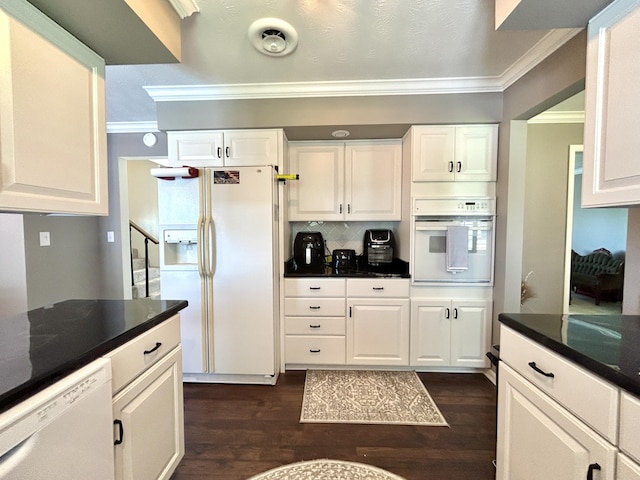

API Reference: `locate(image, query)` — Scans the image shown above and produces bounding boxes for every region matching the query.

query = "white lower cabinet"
[346,279,410,366]
[410,299,491,368]
[105,315,184,480]
[112,347,184,480]
[346,298,410,365]
[497,362,616,480]
[284,278,346,365]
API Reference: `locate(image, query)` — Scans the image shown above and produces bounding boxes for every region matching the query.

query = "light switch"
[107,231,115,243]
[39,231,51,246]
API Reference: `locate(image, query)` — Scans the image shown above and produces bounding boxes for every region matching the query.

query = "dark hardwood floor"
[170,371,497,480]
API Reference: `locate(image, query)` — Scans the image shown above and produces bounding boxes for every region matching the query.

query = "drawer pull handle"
[309,286,321,290]
[114,419,124,445]
[309,324,321,328]
[309,349,321,353]
[587,463,601,480]
[144,342,162,355]
[309,306,321,310]
[528,361,555,378]
[372,287,384,291]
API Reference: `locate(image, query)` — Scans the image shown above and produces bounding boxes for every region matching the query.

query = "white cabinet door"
[345,140,402,220]
[223,129,280,166]
[496,363,616,480]
[288,140,402,221]
[411,125,497,182]
[583,0,640,207]
[449,300,491,368]
[410,300,451,367]
[410,299,490,368]
[113,346,184,480]
[288,142,344,221]
[167,131,224,167]
[346,298,409,365]
[411,127,456,181]
[0,1,107,215]
[454,126,498,182]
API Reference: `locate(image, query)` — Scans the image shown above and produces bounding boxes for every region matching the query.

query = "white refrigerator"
[157,166,279,384]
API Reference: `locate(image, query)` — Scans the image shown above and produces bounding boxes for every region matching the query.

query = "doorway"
[564,145,627,314]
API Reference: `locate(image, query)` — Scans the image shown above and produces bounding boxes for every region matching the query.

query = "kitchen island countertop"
[499,312,640,397]
[0,298,188,413]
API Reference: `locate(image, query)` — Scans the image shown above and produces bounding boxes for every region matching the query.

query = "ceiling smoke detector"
[248,18,298,57]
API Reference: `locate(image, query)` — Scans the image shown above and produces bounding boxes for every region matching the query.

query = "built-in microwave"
[412,197,496,284]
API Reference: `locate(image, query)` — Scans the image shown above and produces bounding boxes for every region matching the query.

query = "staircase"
[131,249,161,299]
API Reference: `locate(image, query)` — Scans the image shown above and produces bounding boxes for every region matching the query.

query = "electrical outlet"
[39,231,51,247]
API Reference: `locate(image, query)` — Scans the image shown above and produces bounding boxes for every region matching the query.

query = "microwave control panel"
[413,197,496,215]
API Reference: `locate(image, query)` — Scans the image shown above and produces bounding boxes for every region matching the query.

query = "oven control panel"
[413,197,496,215]
[456,200,491,212]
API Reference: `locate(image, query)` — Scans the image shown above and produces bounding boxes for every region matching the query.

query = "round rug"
[247,459,406,480]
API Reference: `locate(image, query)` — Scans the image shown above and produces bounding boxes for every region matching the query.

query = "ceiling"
[101,0,603,128]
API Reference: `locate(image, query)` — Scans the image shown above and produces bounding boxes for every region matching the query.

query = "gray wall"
[157,93,503,136]
[495,31,587,332]
[23,214,102,309]
[521,122,584,313]
[99,132,168,300]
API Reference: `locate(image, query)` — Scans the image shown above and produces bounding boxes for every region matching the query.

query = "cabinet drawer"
[285,316,346,335]
[500,326,619,443]
[347,278,410,297]
[285,336,345,364]
[621,392,640,463]
[106,315,181,393]
[284,298,345,317]
[284,278,346,297]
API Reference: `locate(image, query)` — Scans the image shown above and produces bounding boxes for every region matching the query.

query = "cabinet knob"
[309,349,321,353]
[448,161,454,173]
[372,287,384,291]
[309,286,321,290]
[309,305,321,310]
[309,324,321,328]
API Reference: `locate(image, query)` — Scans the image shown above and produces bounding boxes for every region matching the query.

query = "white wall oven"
[412,197,496,284]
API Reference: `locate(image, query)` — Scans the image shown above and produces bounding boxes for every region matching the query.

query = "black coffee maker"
[293,232,325,273]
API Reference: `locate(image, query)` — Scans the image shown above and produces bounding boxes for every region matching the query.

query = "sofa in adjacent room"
[570,248,625,305]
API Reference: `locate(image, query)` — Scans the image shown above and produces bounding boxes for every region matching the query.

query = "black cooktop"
[0,298,188,413]
[499,312,640,396]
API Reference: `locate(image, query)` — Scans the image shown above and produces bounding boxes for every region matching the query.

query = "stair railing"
[129,220,159,298]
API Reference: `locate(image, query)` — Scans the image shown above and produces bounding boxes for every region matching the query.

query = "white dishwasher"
[0,358,114,479]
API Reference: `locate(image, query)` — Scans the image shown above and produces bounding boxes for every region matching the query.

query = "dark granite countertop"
[499,313,640,397]
[0,298,188,413]
[284,257,410,278]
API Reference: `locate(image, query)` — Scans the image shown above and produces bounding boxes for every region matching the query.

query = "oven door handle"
[415,223,492,231]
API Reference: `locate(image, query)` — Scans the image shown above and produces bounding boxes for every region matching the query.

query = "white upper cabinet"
[288,139,402,221]
[583,0,640,207]
[411,125,498,182]
[167,129,282,167]
[0,0,107,215]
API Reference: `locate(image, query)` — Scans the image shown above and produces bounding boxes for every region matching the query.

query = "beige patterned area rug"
[300,370,448,426]
[247,459,406,480]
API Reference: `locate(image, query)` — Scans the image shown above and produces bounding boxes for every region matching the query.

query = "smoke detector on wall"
[248,18,298,57]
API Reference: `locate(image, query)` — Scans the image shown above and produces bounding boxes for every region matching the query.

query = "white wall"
[0,213,28,317]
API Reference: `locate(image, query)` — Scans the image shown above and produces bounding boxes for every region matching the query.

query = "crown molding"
[107,121,159,133]
[167,0,199,19]
[528,110,585,124]
[500,28,583,89]
[142,28,583,103]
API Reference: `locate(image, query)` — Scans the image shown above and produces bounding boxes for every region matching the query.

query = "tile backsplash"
[290,221,399,256]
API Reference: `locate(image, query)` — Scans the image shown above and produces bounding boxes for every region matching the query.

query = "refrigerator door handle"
[208,219,215,276]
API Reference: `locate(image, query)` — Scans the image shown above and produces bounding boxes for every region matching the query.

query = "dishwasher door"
[0,358,114,480]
